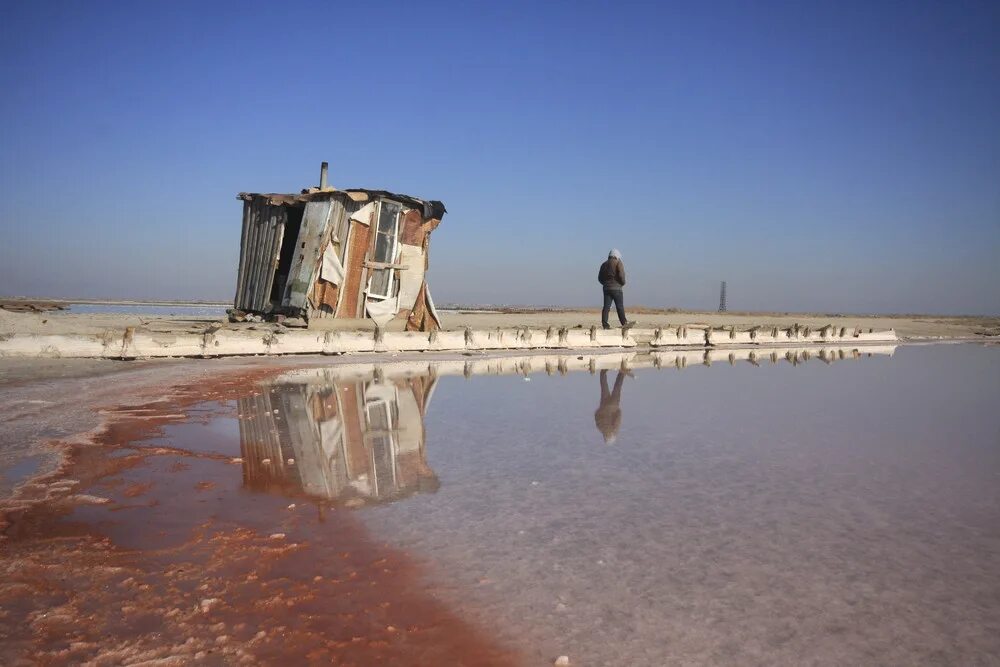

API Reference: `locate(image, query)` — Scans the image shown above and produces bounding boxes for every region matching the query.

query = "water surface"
[6,343,1000,665]
[66,303,228,317]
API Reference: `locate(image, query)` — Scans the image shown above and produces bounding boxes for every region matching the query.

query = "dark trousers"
[602,289,627,327]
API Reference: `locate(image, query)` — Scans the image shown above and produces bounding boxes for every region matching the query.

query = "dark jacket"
[598,257,626,291]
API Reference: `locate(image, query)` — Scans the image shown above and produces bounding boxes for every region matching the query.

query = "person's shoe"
[602,324,612,330]
[621,321,637,329]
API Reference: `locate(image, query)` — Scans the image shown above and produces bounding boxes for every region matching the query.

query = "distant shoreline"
[1,297,995,320]
[0,297,231,308]
[439,305,999,320]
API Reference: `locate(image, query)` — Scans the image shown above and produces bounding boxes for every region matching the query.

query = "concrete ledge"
[649,326,706,347]
[705,326,897,347]
[0,325,898,359]
[275,344,899,385]
[378,331,431,352]
[427,330,468,351]
[324,331,377,354]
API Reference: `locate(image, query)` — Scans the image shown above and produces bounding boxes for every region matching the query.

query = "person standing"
[598,248,632,329]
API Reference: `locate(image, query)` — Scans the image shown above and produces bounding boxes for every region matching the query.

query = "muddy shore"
[0,354,469,495]
[0,355,520,665]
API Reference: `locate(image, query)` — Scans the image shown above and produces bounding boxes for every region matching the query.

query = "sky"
[0,1,997,315]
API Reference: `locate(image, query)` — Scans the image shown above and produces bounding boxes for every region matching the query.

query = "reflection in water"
[595,369,627,444]
[238,371,440,505]
[237,345,896,504]
[363,343,998,667]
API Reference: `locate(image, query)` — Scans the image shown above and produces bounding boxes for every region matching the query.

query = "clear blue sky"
[1,0,997,314]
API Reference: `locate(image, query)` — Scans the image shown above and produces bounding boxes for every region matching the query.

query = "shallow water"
[6,343,1000,665]
[373,344,1000,665]
[66,303,228,317]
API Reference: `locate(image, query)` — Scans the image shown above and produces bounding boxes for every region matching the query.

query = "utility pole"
[718,281,727,312]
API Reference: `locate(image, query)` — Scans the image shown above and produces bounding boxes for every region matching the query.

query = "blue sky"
[1,0,997,314]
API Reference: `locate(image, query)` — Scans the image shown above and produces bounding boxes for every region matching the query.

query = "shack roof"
[238,188,446,220]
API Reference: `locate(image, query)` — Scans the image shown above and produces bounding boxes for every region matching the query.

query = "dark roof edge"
[237,189,447,219]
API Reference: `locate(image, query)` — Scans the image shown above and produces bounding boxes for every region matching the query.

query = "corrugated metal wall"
[235,194,368,317]
[234,199,288,313]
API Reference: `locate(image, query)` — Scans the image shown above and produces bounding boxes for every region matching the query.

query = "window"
[368,200,401,299]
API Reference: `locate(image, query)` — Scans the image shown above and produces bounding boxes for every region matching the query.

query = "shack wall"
[303,196,366,319]
[235,199,288,313]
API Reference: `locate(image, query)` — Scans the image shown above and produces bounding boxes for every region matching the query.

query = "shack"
[233,162,446,331]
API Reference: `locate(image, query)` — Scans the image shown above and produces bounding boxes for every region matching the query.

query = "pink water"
[4,343,999,665]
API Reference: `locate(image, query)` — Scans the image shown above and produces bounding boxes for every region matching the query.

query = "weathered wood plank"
[337,219,372,318]
[363,261,410,271]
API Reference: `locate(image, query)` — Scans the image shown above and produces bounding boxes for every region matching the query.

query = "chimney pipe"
[319,161,329,189]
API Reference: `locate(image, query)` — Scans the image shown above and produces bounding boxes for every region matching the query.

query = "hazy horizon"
[2,2,998,316]
[1,293,995,319]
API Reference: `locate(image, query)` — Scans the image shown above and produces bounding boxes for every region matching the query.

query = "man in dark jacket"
[598,248,631,329]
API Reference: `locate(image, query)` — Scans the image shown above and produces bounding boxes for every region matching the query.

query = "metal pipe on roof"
[320,161,329,189]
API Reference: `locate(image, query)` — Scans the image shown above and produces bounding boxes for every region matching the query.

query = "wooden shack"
[233,163,446,331]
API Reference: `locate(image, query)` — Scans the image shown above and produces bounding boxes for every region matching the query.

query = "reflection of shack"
[238,372,439,505]
[233,162,446,331]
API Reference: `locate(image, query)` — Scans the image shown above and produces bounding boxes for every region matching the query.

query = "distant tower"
[718,281,727,312]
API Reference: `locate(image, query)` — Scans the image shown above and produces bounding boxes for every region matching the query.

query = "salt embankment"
[0,321,896,359]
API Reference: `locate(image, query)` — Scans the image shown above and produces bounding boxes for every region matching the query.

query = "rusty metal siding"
[235,202,256,309]
[257,204,283,310]
[237,200,260,309]
[236,200,259,311]
[235,198,288,313]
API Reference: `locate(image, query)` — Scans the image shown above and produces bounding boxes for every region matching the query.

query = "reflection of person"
[594,369,626,444]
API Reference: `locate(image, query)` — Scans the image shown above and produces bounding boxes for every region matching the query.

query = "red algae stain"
[121,481,153,498]
[0,365,519,666]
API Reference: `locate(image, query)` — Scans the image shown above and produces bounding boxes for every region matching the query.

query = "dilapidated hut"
[233,163,446,331]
